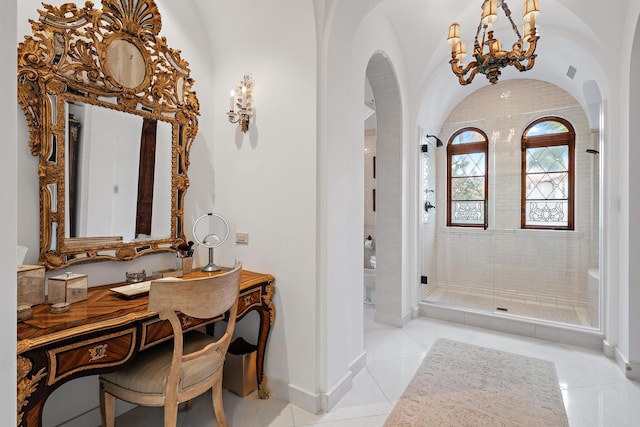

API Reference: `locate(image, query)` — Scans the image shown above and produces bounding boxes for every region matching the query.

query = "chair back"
[148,261,242,320]
[146,261,242,401]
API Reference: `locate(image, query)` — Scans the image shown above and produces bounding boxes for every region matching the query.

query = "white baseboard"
[268,352,367,415]
[613,346,640,381]
[321,351,367,412]
[349,351,367,376]
[602,338,615,358]
[411,306,420,319]
[322,371,353,412]
[625,361,640,381]
[267,377,322,414]
[374,310,412,327]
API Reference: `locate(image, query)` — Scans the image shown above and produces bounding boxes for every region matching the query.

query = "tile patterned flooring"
[112,306,639,426]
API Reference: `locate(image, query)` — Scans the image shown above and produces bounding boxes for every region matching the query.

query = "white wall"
[625,5,640,370]
[9,1,640,425]
[191,0,319,408]
[2,1,17,424]
[15,0,321,424]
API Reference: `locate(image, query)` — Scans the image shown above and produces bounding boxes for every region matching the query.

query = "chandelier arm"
[500,0,523,40]
[458,67,478,85]
[450,59,479,79]
[475,20,483,40]
[522,54,537,71]
[522,35,539,59]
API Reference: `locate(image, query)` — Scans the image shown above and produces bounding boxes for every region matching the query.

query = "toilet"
[364,256,376,305]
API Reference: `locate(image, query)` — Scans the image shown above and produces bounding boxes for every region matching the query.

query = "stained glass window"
[522,117,575,229]
[447,128,488,227]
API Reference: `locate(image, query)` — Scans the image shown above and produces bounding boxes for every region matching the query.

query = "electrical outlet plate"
[236,232,249,244]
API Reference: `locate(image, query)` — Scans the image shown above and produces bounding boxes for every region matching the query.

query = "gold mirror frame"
[18,0,200,270]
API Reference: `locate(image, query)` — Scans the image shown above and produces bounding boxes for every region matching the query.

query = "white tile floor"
[113,305,640,426]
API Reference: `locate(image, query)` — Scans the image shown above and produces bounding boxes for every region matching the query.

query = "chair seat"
[100,331,223,396]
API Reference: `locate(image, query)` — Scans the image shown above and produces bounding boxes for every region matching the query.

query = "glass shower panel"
[421,98,601,330]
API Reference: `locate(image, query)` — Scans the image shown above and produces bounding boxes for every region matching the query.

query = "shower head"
[586,149,600,155]
[425,134,444,147]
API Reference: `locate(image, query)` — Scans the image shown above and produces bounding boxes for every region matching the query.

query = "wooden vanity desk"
[17,269,275,427]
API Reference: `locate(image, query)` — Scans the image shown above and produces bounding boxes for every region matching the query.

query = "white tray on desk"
[109,281,152,298]
[110,277,182,298]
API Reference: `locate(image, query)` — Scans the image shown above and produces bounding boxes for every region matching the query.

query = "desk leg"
[17,355,48,427]
[256,281,276,399]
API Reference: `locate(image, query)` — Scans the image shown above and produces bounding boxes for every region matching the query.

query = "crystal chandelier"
[447,0,540,85]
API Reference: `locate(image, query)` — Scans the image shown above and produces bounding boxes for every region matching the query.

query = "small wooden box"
[48,272,88,304]
[17,265,45,306]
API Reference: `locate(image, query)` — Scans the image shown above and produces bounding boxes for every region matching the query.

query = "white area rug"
[383,338,569,426]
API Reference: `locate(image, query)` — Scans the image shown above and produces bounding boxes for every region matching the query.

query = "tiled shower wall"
[428,79,599,312]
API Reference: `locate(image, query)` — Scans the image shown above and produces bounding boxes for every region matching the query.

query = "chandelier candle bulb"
[456,40,467,62]
[230,90,235,111]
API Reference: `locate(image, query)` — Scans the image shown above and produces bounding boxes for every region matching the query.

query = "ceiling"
[353,0,626,132]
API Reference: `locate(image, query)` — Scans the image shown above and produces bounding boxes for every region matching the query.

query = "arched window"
[521,117,575,230]
[447,128,488,227]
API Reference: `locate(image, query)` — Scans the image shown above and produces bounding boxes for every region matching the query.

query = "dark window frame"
[447,127,489,228]
[521,117,575,230]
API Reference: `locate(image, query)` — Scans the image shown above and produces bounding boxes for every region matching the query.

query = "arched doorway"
[365,52,405,326]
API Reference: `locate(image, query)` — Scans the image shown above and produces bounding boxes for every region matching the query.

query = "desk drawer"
[238,288,263,317]
[46,328,137,385]
[141,315,221,350]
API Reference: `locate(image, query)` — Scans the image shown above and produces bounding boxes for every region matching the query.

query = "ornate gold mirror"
[18,0,200,270]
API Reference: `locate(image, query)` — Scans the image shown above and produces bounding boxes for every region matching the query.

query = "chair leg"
[212,383,227,427]
[164,399,178,427]
[99,382,116,427]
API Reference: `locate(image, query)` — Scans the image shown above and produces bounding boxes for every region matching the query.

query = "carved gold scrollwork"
[17,356,47,426]
[263,281,276,326]
[18,0,200,269]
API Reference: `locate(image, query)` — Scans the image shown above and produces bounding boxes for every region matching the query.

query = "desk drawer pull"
[88,344,108,361]
[238,289,261,317]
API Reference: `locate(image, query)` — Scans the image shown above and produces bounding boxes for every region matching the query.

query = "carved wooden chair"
[99,262,242,427]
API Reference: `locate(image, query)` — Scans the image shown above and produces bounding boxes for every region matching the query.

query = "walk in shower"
[421,79,601,330]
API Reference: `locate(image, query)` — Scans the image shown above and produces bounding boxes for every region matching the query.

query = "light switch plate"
[236,232,249,244]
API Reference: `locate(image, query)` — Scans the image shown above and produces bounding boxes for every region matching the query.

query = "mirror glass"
[65,102,172,242]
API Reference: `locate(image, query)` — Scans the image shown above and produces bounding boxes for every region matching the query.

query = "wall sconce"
[228,74,254,133]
